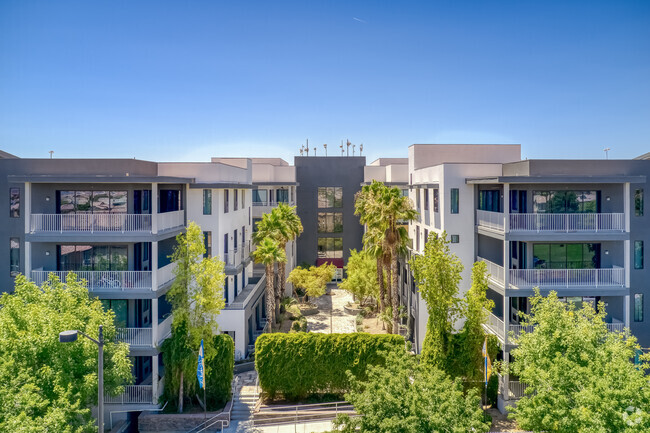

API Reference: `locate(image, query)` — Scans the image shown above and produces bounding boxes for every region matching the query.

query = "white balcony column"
[24,241,31,279]
[152,355,159,404]
[152,182,158,234]
[503,183,510,232]
[152,298,159,346]
[152,242,159,290]
[624,295,631,329]
[624,182,631,232]
[24,182,31,234]
[503,350,510,401]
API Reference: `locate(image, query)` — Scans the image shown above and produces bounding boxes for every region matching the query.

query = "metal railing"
[157,263,177,288]
[510,213,625,232]
[476,210,505,231]
[509,268,625,289]
[225,275,266,310]
[157,210,185,232]
[477,256,505,285]
[116,328,152,347]
[607,320,625,333]
[30,210,185,233]
[483,309,505,342]
[252,401,356,427]
[105,385,153,404]
[498,374,529,400]
[31,270,152,290]
[252,200,295,207]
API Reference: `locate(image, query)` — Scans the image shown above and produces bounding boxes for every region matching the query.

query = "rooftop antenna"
[305,146,309,156]
[340,143,344,156]
[352,144,356,156]
[603,147,611,159]
[346,139,351,156]
[49,150,54,159]
[360,143,363,156]
[299,146,304,156]
[313,147,317,156]
[323,143,328,156]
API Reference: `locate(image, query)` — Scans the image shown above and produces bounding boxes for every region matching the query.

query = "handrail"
[510,268,625,288]
[31,270,152,290]
[510,212,625,232]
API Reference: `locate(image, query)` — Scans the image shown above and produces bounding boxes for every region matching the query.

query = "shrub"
[255,333,404,400]
[290,316,308,333]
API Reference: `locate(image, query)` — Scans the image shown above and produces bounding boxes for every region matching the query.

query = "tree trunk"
[275,270,281,324]
[266,264,275,329]
[391,245,399,335]
[178,370,184,413]
[376,257,385,314]
[384,261,393,334]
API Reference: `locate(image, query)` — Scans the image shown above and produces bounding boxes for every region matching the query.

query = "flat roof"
[8,175,193,184]
[466,175,646,184]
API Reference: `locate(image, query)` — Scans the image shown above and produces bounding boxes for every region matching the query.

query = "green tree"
[510,290,650,432]
[253,237,286,328]
[333,349,490,433]
[409,231,464,369]
[164,222,226,413]
[0,274,132,432]
[287,263,336,303]
[339,249,379,305]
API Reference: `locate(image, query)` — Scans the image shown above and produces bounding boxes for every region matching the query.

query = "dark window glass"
[635,189,644,217]
[318,212,343,233]
[58,245,127,271]
[276,189,289,203]
[533,243,600,269]
[635,241,644,269]
[203,189,212,215]
[634,294,643,322]
[253,189,267,204]
[10,237,19,276]
[479,190,500,212]
[451,235,459,243]
[450,188,459,214]
[234,190,239,211]
[317,187,343,208]
[10,188,20,218]
[317,237,343,258]
[433,189,439,213]
[109,191,127,214]
[102,299,128,328]
[204,231,212,258]
[424,189,429,210]
[224,278,229,304]
[224,190,229,213]
[253,218,262,232]
[533,190,599,214]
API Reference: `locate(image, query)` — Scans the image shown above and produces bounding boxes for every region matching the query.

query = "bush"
[255,333,405,400]
[487,373,498,406]
[290,316,308,333]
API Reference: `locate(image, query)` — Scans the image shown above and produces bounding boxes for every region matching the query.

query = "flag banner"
[483,337,492,385]
[197,339,205,389]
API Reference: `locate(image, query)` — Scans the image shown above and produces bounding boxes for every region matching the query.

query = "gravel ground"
[306,285,356,334]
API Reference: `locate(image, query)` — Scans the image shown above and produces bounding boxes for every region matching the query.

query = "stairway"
[230,379,259,422]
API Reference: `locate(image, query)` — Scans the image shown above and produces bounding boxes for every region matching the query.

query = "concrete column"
[24,241,31,279]
[152,298,159,346]
[152,355,159,403]
[151,183,158,234]
[624,295,631,329]
[624,183,631,232]
[503,350,510,401]
[24,182,31,234]
[151,242,159,291]
[503,183,510,232]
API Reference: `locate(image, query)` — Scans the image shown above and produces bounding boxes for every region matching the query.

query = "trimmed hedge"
[255,332,404,400]
[206,334,235,407]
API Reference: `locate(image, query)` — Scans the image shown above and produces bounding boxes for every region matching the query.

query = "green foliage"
[255,333,404,400]
[486,373,498,406]
[162,333,234,411]
[253,236,286,326]
[339,249,379,304]
[333,349,490,433]
[510,290,650,432]
[166,222,226,411]
[0,274,132,432]
[287,263,336,301]
[290,317,307,333]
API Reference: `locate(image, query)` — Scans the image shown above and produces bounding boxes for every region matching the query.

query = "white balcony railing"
[157,210,185,232]
[476,210,505,231]
[510,213,625,232]
[222,242,252,267]
[483,309,505,341]
[30,210,184,234]
[509,268,625,289]
[477,256,505,286]
[252,200,295,207]
[31,270,152,290]
[157,263,177,288]
[498,374,529,400]
[158,315,173,343]
[116,327,152,347]
[105,385,154,404]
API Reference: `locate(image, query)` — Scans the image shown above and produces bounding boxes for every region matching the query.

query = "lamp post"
[60,325,104,432]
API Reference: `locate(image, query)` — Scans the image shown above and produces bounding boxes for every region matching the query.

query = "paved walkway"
[306,285,356,334]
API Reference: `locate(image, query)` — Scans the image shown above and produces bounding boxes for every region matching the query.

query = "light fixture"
[45,196,50,202]
[45,251,50,256]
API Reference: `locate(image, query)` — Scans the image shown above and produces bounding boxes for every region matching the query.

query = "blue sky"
[1,0,648,163]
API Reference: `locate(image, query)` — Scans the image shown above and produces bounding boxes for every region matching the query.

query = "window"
[424,229,428,246]
[224,190,229,213]
[317,212,343,233]
[433,189,439,213]
[234,190,239,211]
[317,237,343,258]
[479,190,500,212]
[224,278,229,304]
[424,189,429,211]
[10,188,19,218]
[416,188,421,210]
[253,217,262,232]
[450,188,459,214]
[635,294,643,322]
[635,189,644,217]
[276,189,289,203]
[401,189,408,197]
[101,299,128,328]
[451,235,460,243]
[533,243,600,269]
[533,190,599,214]
[317,187,342,208]
[203,189,212,215]
[253,189,267,204]
[58,245,127,271]
[10,238,19,276]
[416,226,420,251]
[635,241,644,269]
[57,190,128,214]
[203,231,212,258]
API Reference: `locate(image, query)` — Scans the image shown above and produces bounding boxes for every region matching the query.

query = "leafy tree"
[409,231,464,368]
[339,249,379,305]
[287,263,336,303]
[253,237,286,327]
[510,290,650,432]
[333,349,490,433]
[0,274,132,432]
[164,222,226,413]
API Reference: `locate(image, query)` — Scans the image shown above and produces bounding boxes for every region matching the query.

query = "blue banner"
[197,339,205,389]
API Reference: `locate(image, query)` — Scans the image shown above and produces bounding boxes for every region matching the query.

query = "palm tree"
[275,203,303,300]
[252,237,286,328]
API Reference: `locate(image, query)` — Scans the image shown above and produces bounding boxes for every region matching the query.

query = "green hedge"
[206,334,234,407]
[255,333,404,400]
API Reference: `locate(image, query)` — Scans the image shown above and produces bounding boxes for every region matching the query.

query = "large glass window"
[635,189,644,217]
[635,294,644,322]
[276,189,289,203]
[57,190,128,214]
[317,187,342,208]
[317,212,343,233]
[533,243,600,269]
[317,237,343,258]
[10,238,19,276]
[416,189,421,211]
[253,189,267,204]
[479,190,500,212]
[224,190,229,213]
[10,188,19,218]
[58,245,127,271]
[204,231,212,258]
[450,188,459,214]
[635,241,644,269]
[203,189,212,215]
[433,189,439,213]
[253,217,262,232]
[101,299,128,328]
[424,189,429,211]
[234,190,239,211]
[533,190,599,213]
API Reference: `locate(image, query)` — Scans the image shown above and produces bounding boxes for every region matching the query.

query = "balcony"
[225,275,265,310]
[509,268,625,289]
[498,374,529,400]
[252,200,295,207]
[29,210,184,234]
[31,263,176,292]
[477,257,505,287]
[222,241,252,268]
[116,315,172,348]
[105,385,154,405]
[476,210,626,234]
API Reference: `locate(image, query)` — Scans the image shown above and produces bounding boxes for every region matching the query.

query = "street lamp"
[59,325,104,432]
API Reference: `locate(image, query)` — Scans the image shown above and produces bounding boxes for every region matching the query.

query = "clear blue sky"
[1,0,648,163]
